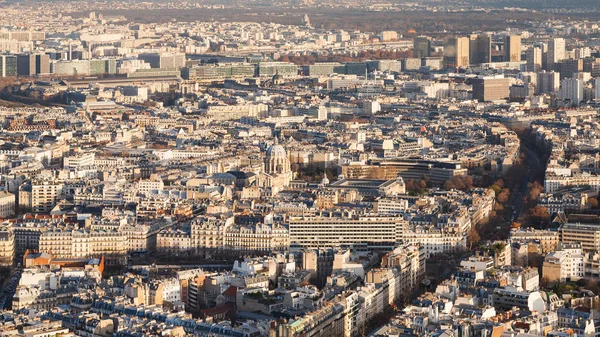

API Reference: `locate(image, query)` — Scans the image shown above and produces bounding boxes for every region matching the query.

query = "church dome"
[272,73,283,82]
[266,144,287,158]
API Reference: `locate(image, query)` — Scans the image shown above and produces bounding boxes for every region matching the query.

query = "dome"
[266,144,287,158]
[272,73,283,82]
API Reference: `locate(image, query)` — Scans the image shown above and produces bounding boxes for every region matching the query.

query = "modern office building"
[444,37,470,68]
[536,71,560,95]
[504,35,522,62]
[0,55,17,77]
[305,62,346,76]
[138,53,185,69]
[182,62,256,80]
[89,59,117,75]
[558,78,584,106]
[555,59,583,80]
[339,159,467,185]
[471,77,510,101]
[526,47,543,72]
[546,38,565,71]
[558,215,600,251]
[51,60,91,76]
[413,37,432,58]
[288,211,405,251]
[257,61,298,77]
[17,53,50,76]
[469,34,492,64]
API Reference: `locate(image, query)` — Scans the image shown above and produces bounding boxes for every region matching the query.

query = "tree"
[497,188,510,204]
[588,197,599,208]
[405,180,415,192]
[468,227,481,250]
[444,175,474,191]
[527,181,544,204]
[529,205,550,227]
[489,184,502,195]
[510,222,521,229]
[494,179,505,188]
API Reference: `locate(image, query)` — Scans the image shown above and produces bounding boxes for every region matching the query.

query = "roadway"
[489,141,545,240]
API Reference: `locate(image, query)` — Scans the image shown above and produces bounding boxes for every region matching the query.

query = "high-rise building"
[526,47,543,72]
[546,38,565,71]
[469,34,491,64]
[16,53,49,76]
[583,57,600,74]
[0,55,17,77]
[536,71,560,95]
[575,47,591,60]
[471,77,510,101]
[36,54,50,74]
[378,31,398,42]
[17,54,35,76]
[509,83,535,102]
[504,35,522,62]
[595,78,600,101]
[555,59,583,80]
[413,37,431,58]
[444,37,470,68]
[559,78,584,106]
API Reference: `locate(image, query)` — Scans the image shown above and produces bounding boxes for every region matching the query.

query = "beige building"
[157,229,193,256]
[444,37,470,68]
[504,35,522,62]
[191,216,229,249]
[138,174,164,196]
[0,226,14,265]
[39,229,73,258]
[510,228,559,253]
[256,142,293,192]
[31,181,64,213]
[403,226,467,258]
[224,223,289,252]
[559,219,600,251]
[39,228,127,264]
[288,211,404,250]
[0,191,15,218]
[472,77,510,101]
[189,216,289,253]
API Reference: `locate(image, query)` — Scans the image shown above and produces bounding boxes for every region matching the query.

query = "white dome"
[266,144,287,158]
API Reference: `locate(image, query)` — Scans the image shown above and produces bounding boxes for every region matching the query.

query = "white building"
[0,191,15,218]
[63,152,95,169]
[492,286,546,312]
[559,78,584,106]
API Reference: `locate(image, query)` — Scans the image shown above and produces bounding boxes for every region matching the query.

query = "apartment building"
[543,243,585,283]
[30,181,64,213]
[288,211,405,251]
[403,226,467,258]
[559,215,600,251]
[0,191,15,218]
[39,228,127,265]
[0,226,14,265]
[510,228,560,253]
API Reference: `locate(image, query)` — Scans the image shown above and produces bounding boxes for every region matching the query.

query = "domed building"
[257,141,293,192]
[265,144,290,175]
